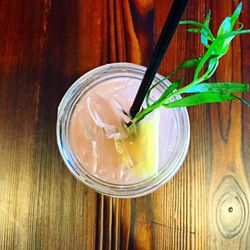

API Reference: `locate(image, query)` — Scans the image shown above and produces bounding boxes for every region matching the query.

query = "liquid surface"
[69,77,178,184]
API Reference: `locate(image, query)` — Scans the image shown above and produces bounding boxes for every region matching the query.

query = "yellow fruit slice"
[114,110,160,177]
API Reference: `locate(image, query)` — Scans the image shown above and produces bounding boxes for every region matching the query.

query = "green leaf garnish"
[179,20,215,41]
[132,2,250,124]
[157,78,182,102]
[201,9,211,47]
[163,93,239,108]
[145,57,200,106]
[183,82,249,93]
[231,2,242,26]
[187,28,199,33]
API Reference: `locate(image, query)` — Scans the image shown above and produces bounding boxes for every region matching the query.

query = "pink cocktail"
[57,63,190,197]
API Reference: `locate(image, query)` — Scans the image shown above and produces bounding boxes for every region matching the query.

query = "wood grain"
[0,0,250,249]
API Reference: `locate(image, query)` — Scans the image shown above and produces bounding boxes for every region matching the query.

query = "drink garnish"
[114,110,160,177]
[113,3,250,179]
[132,2,250,124]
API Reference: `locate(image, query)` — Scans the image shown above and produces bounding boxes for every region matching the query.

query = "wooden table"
[1,0,250,249]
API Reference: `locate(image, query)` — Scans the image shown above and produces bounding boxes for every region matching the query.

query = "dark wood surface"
[1,0,250,249]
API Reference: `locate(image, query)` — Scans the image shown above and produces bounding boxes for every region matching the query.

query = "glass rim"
[56,62,190,198]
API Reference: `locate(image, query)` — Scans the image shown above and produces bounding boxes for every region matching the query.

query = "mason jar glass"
[56,63,190,198]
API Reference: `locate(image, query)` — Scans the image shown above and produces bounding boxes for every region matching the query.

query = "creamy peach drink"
[57,63,190,197]
[69,76,178,185]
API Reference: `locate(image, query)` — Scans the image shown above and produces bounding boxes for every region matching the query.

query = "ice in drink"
[69,77,178,184]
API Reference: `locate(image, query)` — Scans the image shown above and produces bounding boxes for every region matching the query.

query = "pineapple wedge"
[114,110,160,177]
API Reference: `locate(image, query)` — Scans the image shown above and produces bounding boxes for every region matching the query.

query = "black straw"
[130,0,189,118]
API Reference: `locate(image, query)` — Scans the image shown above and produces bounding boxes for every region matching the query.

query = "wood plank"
[207,0,250,249]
